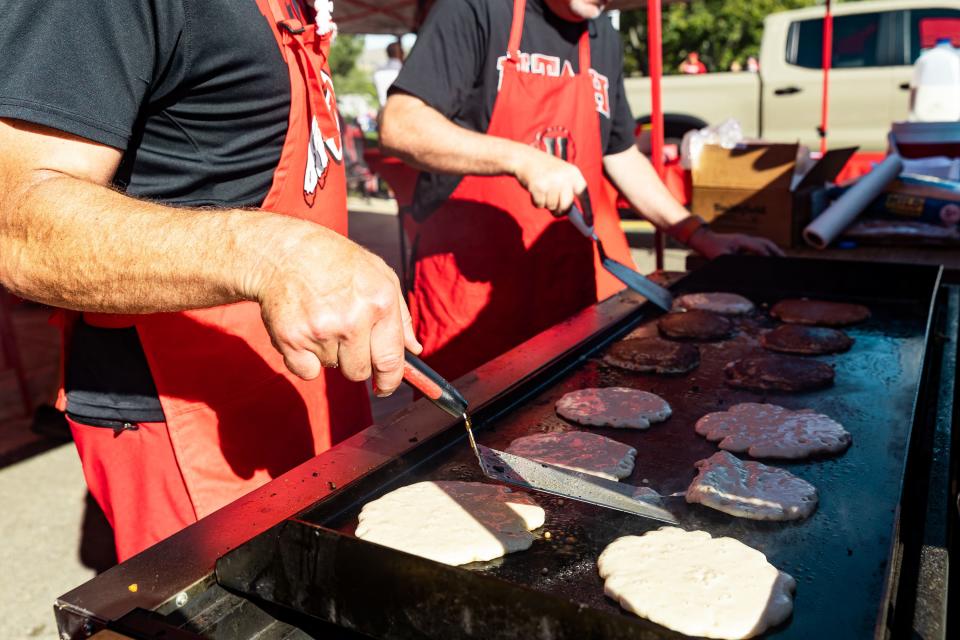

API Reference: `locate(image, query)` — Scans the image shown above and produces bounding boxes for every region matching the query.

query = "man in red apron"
[381,0,781,382]
[0,1,418,561]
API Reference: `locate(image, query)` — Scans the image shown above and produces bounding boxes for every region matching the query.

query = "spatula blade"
[476,445,678,524]
[600,256,674,311]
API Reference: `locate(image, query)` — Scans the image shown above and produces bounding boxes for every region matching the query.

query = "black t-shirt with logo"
[0,0,307,423]
[390,0,636,220]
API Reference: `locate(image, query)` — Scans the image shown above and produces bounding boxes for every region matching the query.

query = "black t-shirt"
[0,0,304,423]
[391,0,636,220]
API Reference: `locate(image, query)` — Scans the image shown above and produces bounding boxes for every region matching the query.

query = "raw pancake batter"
[598,528,796,639]
[556,387,671,429]
[695,403,852,459]
[685,451,819,520]
[356,481,545,566]
[506,431,636,480]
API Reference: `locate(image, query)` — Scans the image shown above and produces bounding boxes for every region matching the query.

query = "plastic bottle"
[909,38,960,122]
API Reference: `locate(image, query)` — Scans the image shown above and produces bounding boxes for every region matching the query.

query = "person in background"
[747,56,760,73]
[679,51,707,74]
[380,0,780,382]
[374,41,406,107]
[729,59,743,72]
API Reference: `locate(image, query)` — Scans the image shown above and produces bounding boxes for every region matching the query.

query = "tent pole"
[647,0,665,271]
[819,0,833,155]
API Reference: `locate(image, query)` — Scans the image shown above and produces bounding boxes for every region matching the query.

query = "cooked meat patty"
[724,354,835,392]
[760,324,854,355]
[658,310,734,341]
[603,337,700,374]
[770,299,870,327]
[673,292,755,315]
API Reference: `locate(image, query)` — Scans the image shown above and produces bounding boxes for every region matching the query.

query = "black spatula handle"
[403,351,469,419]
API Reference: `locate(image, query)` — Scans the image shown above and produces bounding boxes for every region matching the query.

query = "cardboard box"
[691,143,856,247]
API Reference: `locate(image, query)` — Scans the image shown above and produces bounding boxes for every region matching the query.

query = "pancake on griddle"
[770,299,870,327]
[673,292,754,315]
[760,324,853,355]
[724,354,834,392]
[695,403,852,459]
[505,431,636,481]
[556,387,672,430]
[356,481,544,566]
[685,451,819,520]
[657,310,733,341]
[603,337,700,374]
[599,528,796,640]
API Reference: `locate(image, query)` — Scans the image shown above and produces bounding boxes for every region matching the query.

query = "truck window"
[788,12,884,69]
[909,8,960,63]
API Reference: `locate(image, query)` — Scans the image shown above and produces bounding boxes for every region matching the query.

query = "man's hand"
[251,224,421,396]
[511,147,587,216]
[0,119,420,397]
[687,229,785,259]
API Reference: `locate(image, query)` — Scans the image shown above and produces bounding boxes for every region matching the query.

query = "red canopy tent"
[335,1,420,33]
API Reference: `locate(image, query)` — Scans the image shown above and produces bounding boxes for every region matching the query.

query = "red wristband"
[667,216,707,245]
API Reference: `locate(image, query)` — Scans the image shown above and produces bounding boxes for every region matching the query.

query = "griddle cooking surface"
[230,257,940,639]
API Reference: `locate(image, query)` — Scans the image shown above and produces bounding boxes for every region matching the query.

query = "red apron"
[60,0,371,561]
[409,0,636,382]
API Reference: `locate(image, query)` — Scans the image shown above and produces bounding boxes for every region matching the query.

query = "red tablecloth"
[833,151,887,185]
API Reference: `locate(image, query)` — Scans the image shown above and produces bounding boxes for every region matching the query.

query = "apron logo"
[533,126,576,162]
[303,70,344,205]
[496,51,611,119]
[588,69,611,118]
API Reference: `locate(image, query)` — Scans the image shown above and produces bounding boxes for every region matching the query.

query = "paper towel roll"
[803,154,903,249]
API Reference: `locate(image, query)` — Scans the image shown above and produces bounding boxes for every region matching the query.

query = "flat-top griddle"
[215,256,944,639]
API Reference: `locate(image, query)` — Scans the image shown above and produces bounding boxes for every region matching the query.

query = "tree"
[329,34,377,101]
[620,0,819,76]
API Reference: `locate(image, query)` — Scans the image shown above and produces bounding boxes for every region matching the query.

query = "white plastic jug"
[910,38,960,122]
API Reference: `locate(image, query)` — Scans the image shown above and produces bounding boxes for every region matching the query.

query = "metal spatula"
[567,193,674,311]
[403,353,678,523]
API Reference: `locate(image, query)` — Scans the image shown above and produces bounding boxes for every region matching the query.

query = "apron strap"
[578,21,591,74]
[506,0,526,61]
[276,18,342,151]
[267,0,290,24]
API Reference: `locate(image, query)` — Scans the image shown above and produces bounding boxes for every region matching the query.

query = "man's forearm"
[380,92,533,177]
[603,146,691,229]
[0,171,311,313]
[603,146,784,258]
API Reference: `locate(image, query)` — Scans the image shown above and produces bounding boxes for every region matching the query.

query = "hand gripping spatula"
[567,192,674,312]
[403,352,678,523]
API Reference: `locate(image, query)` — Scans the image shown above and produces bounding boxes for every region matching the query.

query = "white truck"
[624,0,960,151]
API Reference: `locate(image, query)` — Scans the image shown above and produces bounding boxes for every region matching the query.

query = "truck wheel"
[635,115,708,146]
